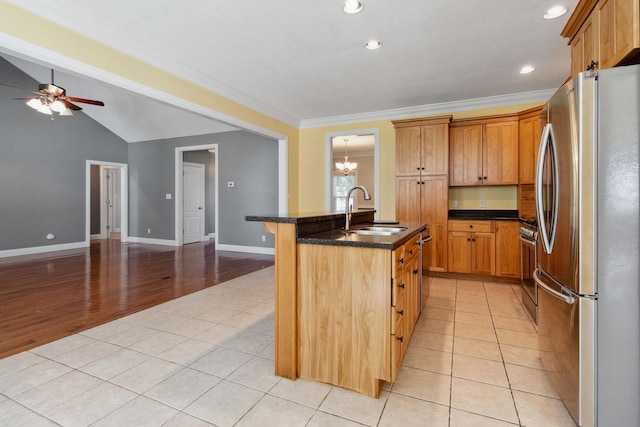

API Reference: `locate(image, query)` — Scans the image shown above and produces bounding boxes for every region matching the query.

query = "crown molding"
[300,89,555,129]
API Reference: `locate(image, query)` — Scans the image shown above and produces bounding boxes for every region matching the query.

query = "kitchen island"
[246,210,426,397]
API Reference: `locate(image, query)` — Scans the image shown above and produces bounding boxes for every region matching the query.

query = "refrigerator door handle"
[533,268,576,305]
[535,123,559,255]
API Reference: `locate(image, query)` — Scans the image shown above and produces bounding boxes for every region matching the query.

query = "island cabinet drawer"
[391,289,407,333]
[448,220,495,233]
[391,274,407,308]
[390,318,406,382]
[403,236,421,263]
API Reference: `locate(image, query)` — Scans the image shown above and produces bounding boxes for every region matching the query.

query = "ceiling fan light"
[50,99,66,113]
[26,98,41,109]
[365,40,382,50]
[37,104,52,115]
[543,6,567,19]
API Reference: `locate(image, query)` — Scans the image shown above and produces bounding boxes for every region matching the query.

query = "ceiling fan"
[15,69,104,116]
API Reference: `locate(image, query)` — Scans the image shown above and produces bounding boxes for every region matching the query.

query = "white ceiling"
[3,0,578,140]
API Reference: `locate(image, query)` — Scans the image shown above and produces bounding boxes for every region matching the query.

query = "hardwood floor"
[0,240,274,358]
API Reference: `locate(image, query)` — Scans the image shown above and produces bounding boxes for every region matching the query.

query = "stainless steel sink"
[346,226,407,236]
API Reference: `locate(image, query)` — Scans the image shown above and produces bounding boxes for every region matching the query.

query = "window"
[332,173,356,211]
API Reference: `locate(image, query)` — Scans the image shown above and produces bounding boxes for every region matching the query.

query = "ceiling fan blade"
[64,97,104,106]
[62,100,83,111]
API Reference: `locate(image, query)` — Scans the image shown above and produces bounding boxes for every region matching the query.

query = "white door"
[183,162,205,244]
[101,167,120,239]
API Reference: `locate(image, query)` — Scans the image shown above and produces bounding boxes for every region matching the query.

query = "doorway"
[326,130,379,217]
[182,162,206,244]
[86,160,128,244]
[175,144,218,246]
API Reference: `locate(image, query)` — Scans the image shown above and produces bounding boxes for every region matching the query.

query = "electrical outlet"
[261,235,266,242]
[147,228,151,234]
[452,200,458,208]
[480,200,486,208]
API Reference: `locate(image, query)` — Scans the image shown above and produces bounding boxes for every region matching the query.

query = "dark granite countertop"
[246,211,426,249]
[297,221,427,250]
[448,209,519,221]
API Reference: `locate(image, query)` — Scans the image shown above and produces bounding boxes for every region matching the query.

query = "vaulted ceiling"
[2,0,578,141]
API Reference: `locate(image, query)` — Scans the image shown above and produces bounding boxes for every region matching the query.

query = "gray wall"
[0,57,128,251]
[128,131,277,247]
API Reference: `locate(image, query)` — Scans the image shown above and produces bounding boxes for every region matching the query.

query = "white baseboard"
[90,234,102,240]
[0,241,88,259]
[127,237,179,246]
[216,243,275,255]
[208,232,216,239]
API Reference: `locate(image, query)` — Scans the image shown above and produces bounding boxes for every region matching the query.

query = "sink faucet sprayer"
[344,185,371,231]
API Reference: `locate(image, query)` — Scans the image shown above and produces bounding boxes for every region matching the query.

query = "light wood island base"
[257,213,425,398]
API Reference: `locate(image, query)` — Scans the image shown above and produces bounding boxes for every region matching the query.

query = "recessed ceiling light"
[520,65,536,74]
[343,0,363,14]
[365,40,382,50]
[543,5,567,19]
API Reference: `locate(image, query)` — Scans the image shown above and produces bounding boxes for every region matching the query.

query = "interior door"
[183,162,205,244]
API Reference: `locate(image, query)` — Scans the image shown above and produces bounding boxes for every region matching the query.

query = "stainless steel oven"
[519,219,538,323]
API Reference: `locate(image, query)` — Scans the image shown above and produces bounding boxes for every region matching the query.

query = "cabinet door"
[496,221,521,278]
[572,12,599,75]
[598,0,639,68]
[449,125,483,186]
[518,114,543,184]
[448,231,471,273]
[471,232,496,276]
[395,126,422,176]
[483,121,519,185]
[421,123,449,175]
[396,177,421,222]
[421,176,448,272]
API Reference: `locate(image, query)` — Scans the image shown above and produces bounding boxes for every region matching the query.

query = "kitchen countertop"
[448,209,519,221]
[246,210,426,250]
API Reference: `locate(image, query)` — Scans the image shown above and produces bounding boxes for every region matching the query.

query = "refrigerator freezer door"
[536,272,594,427]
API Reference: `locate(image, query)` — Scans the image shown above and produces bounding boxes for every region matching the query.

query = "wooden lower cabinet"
[447,220,496,276]
[496,221,521,278]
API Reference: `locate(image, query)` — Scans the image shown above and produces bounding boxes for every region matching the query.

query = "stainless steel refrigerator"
[534,65,640,426]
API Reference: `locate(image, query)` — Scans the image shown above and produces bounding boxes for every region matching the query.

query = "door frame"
[182,161,206,244]
[100,166,120,239]
[325,129,380,218]
[175,144,218,247]
[86,160,128,244]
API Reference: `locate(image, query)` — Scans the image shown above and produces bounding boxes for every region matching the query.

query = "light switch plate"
[166,193,172,199]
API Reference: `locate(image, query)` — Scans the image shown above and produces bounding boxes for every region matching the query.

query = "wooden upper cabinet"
[518,106,545,184]
[393,115,452,176]
[449,125,483,186]
[570,11,600,75]
[449,115,519,186]
[598,0,640,67]
[483,120,519,185]
[564,0,640,76]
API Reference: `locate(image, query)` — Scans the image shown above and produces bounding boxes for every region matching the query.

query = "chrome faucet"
[344,185,371,230]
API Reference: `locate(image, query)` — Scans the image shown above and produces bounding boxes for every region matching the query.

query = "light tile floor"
[0,269,577,427]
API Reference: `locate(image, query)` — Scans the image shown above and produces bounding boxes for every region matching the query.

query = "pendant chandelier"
[336,137,357,175]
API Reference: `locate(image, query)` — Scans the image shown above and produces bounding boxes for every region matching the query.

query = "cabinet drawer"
[403,236,421,263]
[391,290,406,333]
[391,275,407,308]
[390,318,406,382]
[448,220,495,233]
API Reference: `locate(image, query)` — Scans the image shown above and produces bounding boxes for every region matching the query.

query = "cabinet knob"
[397,309,404,316]
[478,177,482,181]
[469,225,473,228]
[421,167,425,170]
[472,238,476,242]
[483,176,487,180]
[400,283,405,289]
[399,258,404,264]
[413,269,419,275]
[397,336,404,343]
[586,60,599,71]
[408,249,413,255]
[467,238,471,242]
